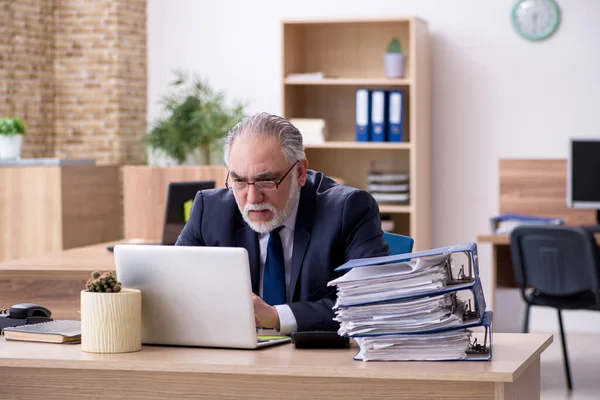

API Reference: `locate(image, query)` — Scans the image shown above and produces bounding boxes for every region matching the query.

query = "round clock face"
[512,0,560,41]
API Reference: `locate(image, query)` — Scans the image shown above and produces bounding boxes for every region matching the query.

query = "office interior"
[1,1,599,399]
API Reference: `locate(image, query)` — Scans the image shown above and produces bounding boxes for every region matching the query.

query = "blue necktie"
[263,227,286,306]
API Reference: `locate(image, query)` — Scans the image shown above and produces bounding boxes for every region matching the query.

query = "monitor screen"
[161,180,215,245]
[568,139,600,209]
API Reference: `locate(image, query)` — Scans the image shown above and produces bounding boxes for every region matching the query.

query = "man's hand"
[252,294,280,330]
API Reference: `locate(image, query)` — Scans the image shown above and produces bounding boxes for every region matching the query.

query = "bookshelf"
[281,17,431,250]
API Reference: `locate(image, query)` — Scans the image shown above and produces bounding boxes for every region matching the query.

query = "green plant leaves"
[145,69,246,164]
[0,117,27,136]
[387,38,402,54]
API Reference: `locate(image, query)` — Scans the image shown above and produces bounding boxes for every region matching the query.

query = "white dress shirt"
[258,200,299,335]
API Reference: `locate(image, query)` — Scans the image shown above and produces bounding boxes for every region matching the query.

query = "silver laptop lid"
[114,244,258,349]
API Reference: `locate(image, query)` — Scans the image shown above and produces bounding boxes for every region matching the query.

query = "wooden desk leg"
[495,358,540,400]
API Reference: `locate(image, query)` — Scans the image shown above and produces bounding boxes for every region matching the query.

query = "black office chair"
[510,225,600,390]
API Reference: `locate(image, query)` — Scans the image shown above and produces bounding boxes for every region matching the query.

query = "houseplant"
[383,38,405,78]
[144,69,246,166]
[80,271,142,353]
[0,116,26,160]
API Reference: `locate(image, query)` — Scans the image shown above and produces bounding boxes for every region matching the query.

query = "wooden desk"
[0,333,552,399]
[0,240,150,320]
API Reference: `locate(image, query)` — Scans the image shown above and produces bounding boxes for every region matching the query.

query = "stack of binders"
[327,243,493,361]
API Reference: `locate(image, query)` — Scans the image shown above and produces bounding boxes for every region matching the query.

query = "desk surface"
[0,240,155,280]
[478,232,600,246]
[0,333,552,383]
[477,234,510,245]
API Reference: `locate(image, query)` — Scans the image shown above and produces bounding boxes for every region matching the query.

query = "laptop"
[113,244,291,349]
[107,180,215,252]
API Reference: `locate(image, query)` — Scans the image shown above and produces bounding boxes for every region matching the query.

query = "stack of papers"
[489,214,565,234]
[355,330,472,361]
[328,243,493,362]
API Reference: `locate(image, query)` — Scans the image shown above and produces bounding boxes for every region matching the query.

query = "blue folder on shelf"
[387,89,404,142]
[369,90,387,142]
[355,89,371,142]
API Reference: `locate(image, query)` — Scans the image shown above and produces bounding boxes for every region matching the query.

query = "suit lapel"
[236,221,260,295]
[289,182,315,302]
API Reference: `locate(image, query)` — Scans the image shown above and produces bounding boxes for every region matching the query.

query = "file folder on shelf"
[369,90,387,142]
[355,89,371,142]
[387,90,404,142]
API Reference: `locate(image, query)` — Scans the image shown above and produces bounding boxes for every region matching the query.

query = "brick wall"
[0,0,147,164]
[116,0,147,164]
[0,0,55,158]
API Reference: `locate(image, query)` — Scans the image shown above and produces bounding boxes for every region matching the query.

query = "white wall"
[148,0,600,333]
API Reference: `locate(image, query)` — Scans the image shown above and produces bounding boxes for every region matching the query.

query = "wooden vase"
[80,288,142,353]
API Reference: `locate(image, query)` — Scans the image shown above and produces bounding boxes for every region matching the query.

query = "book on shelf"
[286,72,326,81]
[289,118,328,144]
[2,320,81,344]
[368,166,410,205]
[328,242,492,361]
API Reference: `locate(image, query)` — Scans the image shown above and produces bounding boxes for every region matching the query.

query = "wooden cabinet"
[0,165,121,262]
[281,17,431,250]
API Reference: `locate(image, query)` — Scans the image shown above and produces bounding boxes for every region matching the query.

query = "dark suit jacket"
[175,170,390,332]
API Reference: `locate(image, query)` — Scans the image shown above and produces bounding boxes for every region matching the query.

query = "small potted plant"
[383,38,405,79]
[0,116,26,160]
[80,271,142,353]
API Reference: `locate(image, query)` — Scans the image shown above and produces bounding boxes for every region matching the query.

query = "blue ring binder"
[328,242,493,361]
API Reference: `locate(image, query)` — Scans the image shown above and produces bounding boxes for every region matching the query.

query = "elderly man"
[175,112,389,334]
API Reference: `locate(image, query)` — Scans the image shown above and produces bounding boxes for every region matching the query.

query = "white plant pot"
[384,53,406,78]
[81,288,142,353]
[0,134,23,160]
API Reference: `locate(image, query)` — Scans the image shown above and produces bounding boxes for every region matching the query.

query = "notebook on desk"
[2,320,81,344]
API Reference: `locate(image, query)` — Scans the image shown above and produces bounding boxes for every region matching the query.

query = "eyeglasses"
[225,161,299,192]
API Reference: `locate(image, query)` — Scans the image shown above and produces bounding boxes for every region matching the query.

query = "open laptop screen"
[161,181,215,245]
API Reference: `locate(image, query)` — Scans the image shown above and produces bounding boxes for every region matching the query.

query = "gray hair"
[223,112,306,167]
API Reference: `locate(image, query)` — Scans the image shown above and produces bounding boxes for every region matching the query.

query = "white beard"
[238,179,301,234]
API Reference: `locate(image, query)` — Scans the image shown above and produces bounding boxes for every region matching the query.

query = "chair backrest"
[510,225,600,297]
[382,232,414,255]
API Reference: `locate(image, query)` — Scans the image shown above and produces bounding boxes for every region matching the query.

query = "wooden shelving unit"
[282,17,431,250]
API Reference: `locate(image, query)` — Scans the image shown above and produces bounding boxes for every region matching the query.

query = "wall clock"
[511,0,560,41]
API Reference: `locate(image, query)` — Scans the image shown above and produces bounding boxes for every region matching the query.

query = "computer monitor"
[567,139,600,223]
[161,180,215,245]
